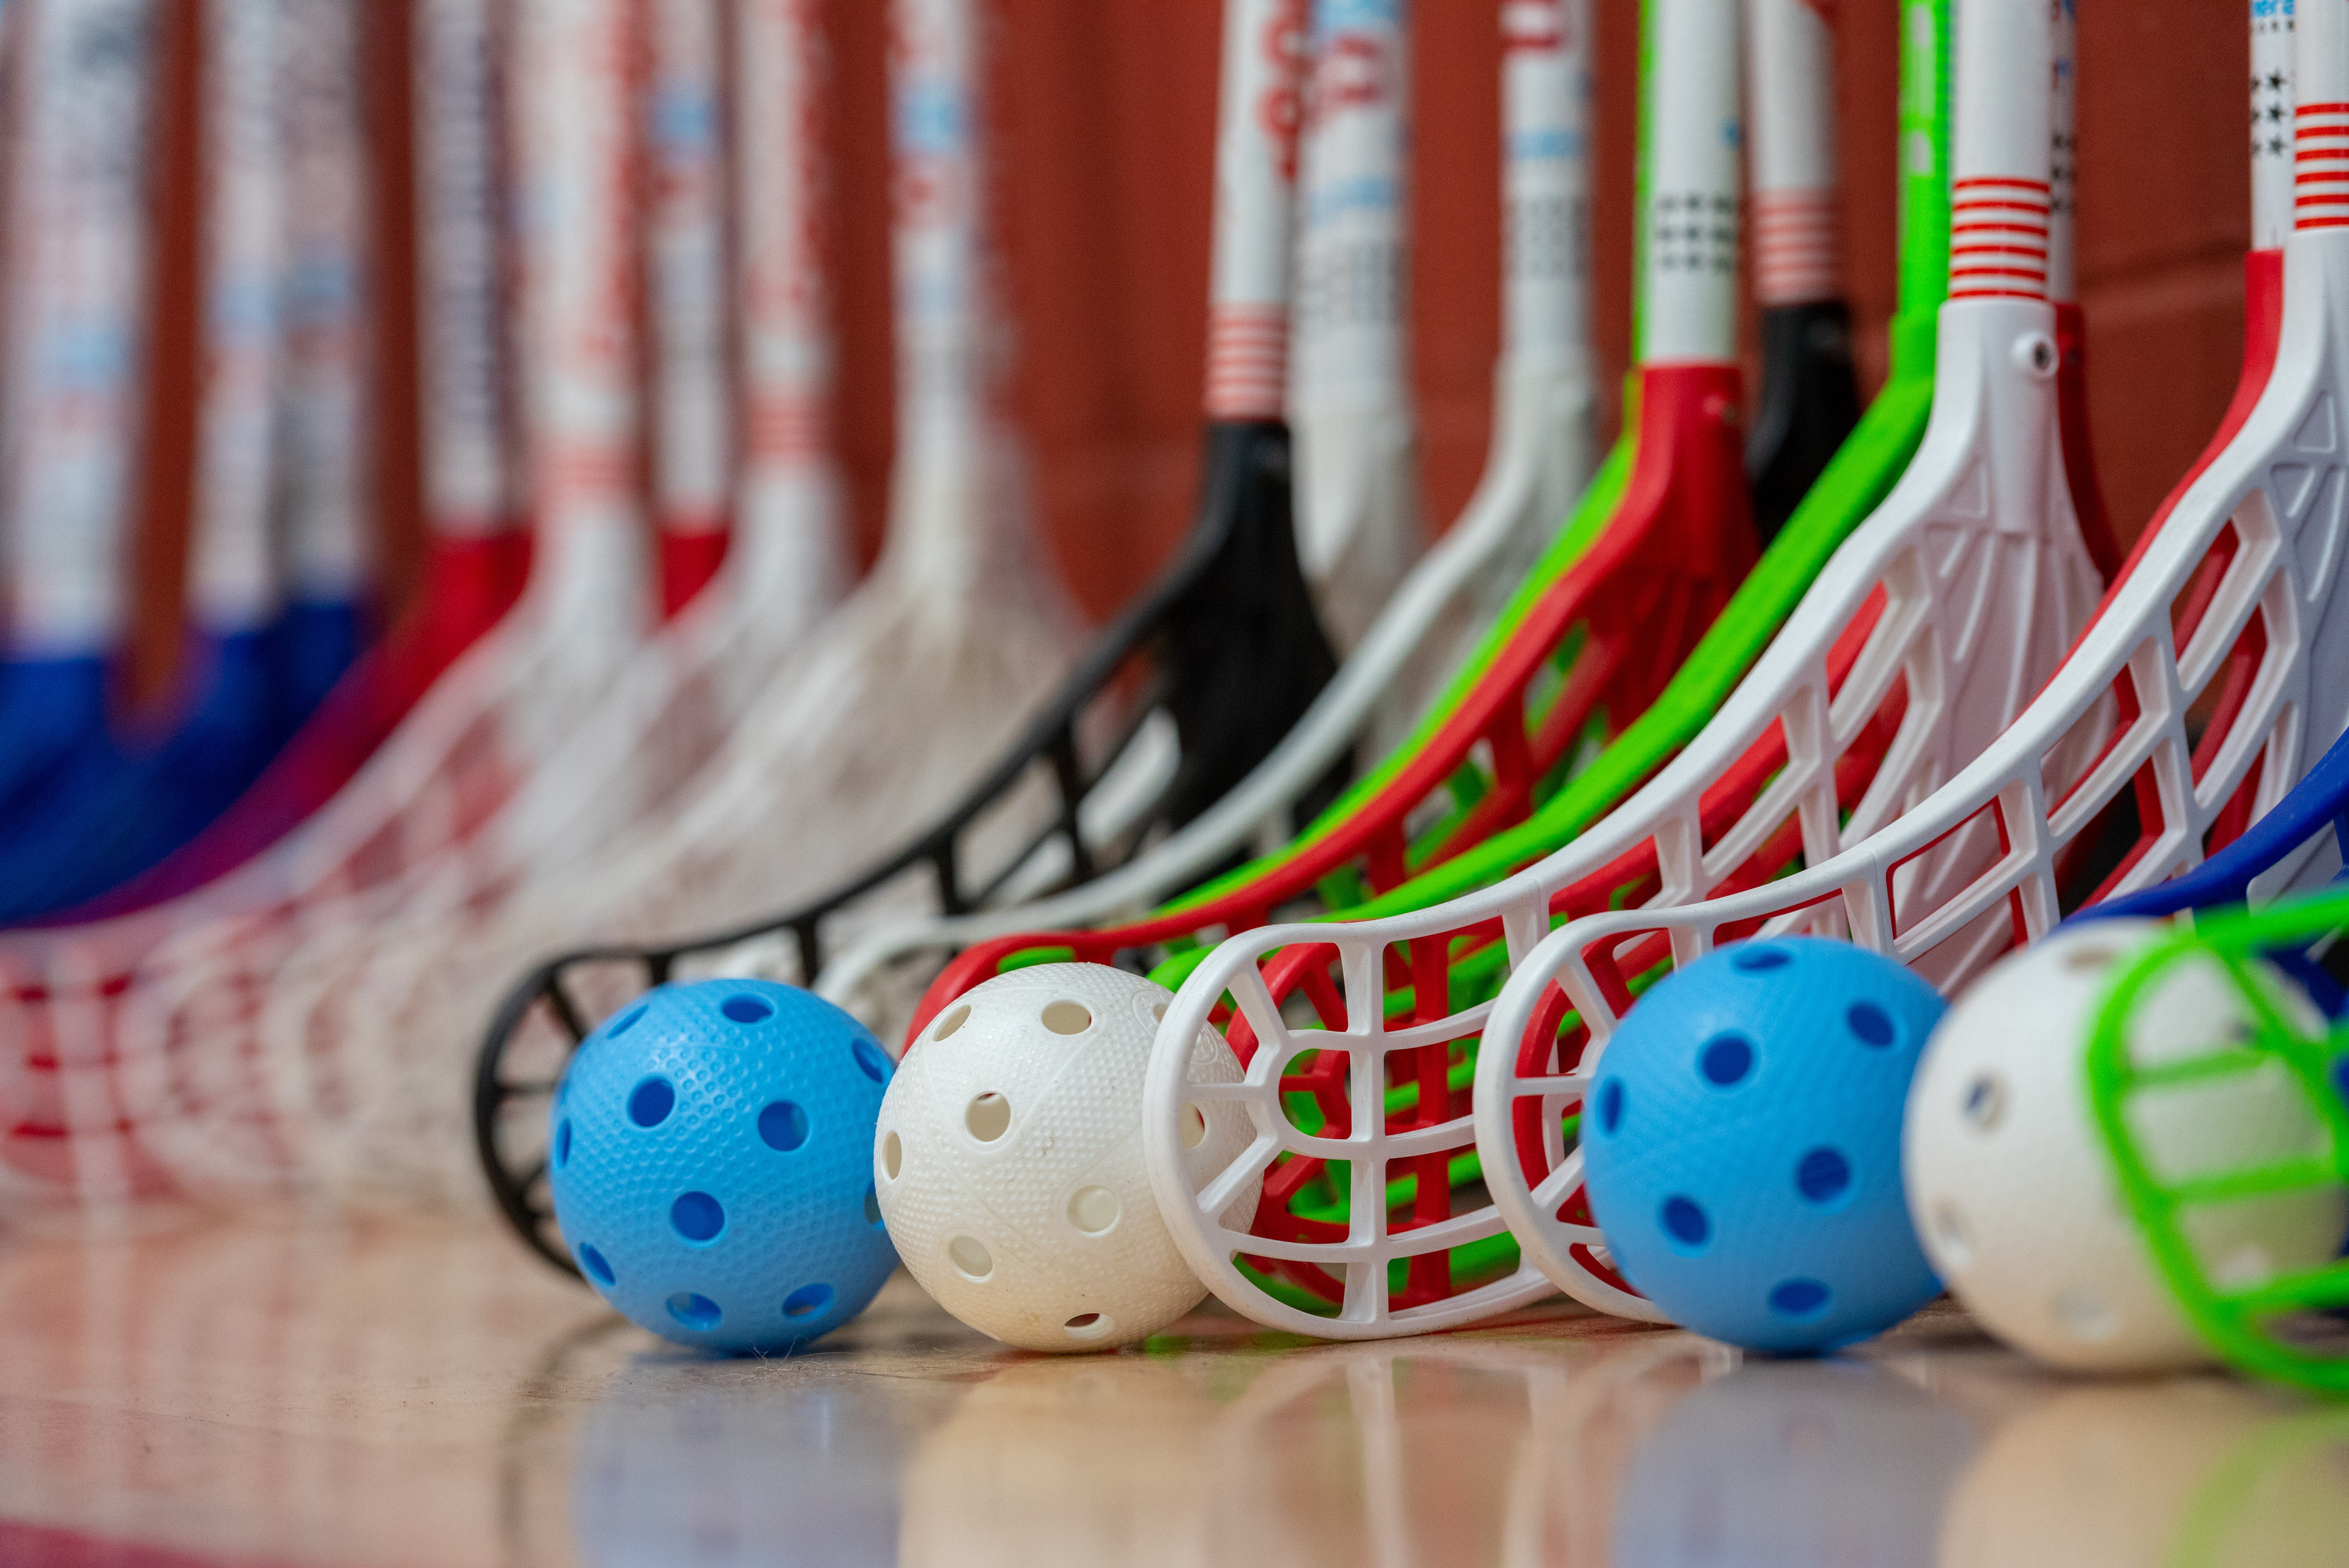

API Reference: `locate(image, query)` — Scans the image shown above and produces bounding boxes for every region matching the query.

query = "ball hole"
[1729,945,1791,972]
[783,1283,834,1319]
[627,1077,676,1128]
[1931,1202,1974,1268]
[577,1243,616,1286]
[2063,944,2121,974]
[1795,1146,1852,1206]
[1699,1033,1755,1088]
[1064,1312,1116,1341]
[949,1235,994,1280]
[670,1191,726,1243]
[1151,1002,1167,1021]
[864,1185,883,1226]
[1660,1195,1711,1253]
[852,1038,890,1083]
[934,1004,971,1041]
[965,1092,1011,1143]
[666,1292,722,1331]
[1068,1186,1121,1235]
[758,1101,810,1152]
[882,1129,903,1179]
[1179,1103,1207,1150]
[1768,1278,1833,1320]
[1595,1079,1625,1136]
[721,994,774,1025]
[1847,1002,1896,1049]
[2053,1285,2117,1342]
[1042,1000,1093,1035]
[554,1119,573,1168]
[1962,1073,2006,1132]
[608,1004,648,1039]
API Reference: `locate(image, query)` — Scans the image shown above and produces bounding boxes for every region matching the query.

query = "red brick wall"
[918,0,2254,623]
[133,1,2261,665]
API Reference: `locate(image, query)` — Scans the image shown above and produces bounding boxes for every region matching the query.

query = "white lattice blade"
[1482,80,2349,1319]
[1143,923,1559,1340]
[1149,0,2111,1338]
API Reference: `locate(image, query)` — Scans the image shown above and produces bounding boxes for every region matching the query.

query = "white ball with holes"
[873,963,1261,1352]
[1904,920,2342,1373]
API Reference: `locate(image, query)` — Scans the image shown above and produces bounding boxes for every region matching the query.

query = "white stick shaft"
[1501,0,1595,363]
[1744,0,1841,306]
[1,0,158,656]
[1640,0,1743,364]
[1205,0,1308,419]
[2047,0,2077,302]
[2255,0,2297,251]
[2297,0,2349,231]
[1949,0,2052,300]
[1292,0,1410,409]
[890,0,989,449]
[276,0,370,606]
[513,0,648,631]
[738,0,834,474]
[189,0,281,634]
[414,0,510,539]
[647,0,729,535]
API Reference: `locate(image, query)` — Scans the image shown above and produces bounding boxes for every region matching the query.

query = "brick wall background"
[120,2,2263,672]
[929,0,2254,624]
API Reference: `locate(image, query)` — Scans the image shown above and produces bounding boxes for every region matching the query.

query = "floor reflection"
[1612,1358,1981,1566]
[2,1219,2348,1568]
[1938,1381,2349,1568]
[571,1360,911,1568]
[536,1297,2349,1568]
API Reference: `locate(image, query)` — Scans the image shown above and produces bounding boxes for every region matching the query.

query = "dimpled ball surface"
[874,963,1260,1352]
[1905,921,2342,1373]
[1583,936,1946,1353]
[547,978,898,1353]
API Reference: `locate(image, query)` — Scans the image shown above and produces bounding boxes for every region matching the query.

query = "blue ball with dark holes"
[1581,937,1945,1353]
[547,979,899,1352]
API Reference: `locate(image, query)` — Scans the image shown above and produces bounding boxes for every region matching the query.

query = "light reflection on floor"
[1,1214,2345,1567]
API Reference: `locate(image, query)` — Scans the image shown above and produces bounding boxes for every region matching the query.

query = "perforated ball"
[1904,921,2343,1373]
[546,979,898,1353]
[874,963,1260,1351]
[1582,936,1945,1353]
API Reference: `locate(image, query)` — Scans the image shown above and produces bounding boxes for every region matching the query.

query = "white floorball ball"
[1904,920,2344,1373]
[873,963,1261,1352]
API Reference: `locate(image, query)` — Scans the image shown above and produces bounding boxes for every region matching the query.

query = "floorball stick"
[1481,0,2349,1323]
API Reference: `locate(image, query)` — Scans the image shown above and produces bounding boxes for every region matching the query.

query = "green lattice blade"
[2086,889,2349,1395]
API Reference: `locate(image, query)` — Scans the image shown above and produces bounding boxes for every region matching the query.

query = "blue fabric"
[0,654,128,858]
[0,589,372,922]
[0,630,288,921]
[272,596,366,725]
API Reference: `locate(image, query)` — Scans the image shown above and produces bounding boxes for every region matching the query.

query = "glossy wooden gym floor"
[3,1215,2344,1567]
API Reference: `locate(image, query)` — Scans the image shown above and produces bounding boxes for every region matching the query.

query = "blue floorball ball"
[1582,936,1946,1354]
[546,978,900,1353]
